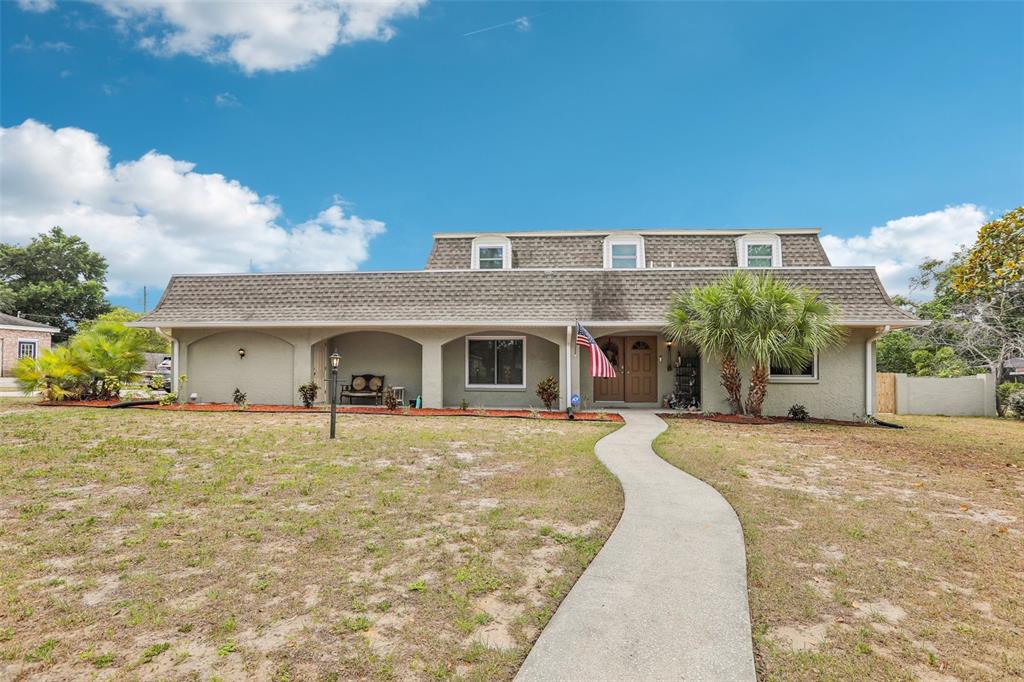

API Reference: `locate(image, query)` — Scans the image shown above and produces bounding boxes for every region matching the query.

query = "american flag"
[576,323,617,378]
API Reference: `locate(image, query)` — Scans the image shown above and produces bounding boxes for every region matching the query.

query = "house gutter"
[865,325,891,417]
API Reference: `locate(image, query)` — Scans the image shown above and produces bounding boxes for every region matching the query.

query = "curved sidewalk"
[516,410,756,681]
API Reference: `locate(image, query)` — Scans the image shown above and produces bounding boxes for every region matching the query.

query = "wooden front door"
[592,336,625,402]
[624,336,658,402]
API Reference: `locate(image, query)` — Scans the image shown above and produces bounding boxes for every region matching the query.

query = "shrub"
[232,388,247,409]
[159,392,178,406]
[14,321,145,400]
[996,382,1024,416]
[1007,391,1024,420]
[535,376,559,410]
[297,381,319,408]
[787,404,810,421]
[149,374,165,390]
[382,386,398,411]
[459,398,469,411]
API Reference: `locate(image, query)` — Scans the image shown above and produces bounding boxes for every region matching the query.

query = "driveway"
[516,410,757,681]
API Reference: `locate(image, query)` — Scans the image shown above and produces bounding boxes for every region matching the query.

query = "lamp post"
[329,352,341,439]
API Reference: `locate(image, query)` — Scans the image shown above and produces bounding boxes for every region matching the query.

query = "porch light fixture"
[329,352,341,439]
[238,348,246,359]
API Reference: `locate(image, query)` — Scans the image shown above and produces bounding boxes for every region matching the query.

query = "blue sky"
[1,1,1022,309]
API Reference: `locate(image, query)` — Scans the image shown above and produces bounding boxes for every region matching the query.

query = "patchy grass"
[654,415,1023,681]
[0,402,620,680]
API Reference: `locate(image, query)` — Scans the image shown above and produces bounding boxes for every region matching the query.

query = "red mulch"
[657,412,873,427]
[36,400,622,422]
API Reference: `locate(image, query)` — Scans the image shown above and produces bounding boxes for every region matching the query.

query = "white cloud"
[0,119,385,295]
[94,0,425,73]
[214,92,240,108]
[820,204,986,299]
[40,40,73,51]
[514,16,531,32]
[17,0,55,12]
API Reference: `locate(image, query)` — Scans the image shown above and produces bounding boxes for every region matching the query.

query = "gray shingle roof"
[136,268,918,327]
[0,312,59,331]
[425,232,831,269]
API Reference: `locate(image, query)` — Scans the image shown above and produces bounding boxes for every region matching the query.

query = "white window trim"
[603,235,646,269]
[768,350,819,383]
[736,233,782,268]
[17,339,38,359]
[465,335,526,389]
[471,236,512,270]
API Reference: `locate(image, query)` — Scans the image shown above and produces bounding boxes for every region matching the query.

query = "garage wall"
[185,330,295,404]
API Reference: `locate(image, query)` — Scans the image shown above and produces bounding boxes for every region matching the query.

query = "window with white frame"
[17,340,38,359]
[471,237,511,270]
[603,235,645,269]
[769,351,818,382]
[736,234,782,268]
[466,336,525,388]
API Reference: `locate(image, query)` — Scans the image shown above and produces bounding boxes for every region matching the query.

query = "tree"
[741,274,845,416]
[665,271,844,416]
[665,271,751,414]
[0,227,111,341]
[876,331,917,374]
[76,307,170,354]
[951,207,1023,297]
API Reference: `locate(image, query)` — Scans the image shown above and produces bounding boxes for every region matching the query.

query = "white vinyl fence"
[876,373,997,417]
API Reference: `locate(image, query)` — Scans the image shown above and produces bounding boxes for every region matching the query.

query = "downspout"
[865,325,891,417]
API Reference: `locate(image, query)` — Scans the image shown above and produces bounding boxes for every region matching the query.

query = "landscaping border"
[657,412,875,427]
[33,401,623,422]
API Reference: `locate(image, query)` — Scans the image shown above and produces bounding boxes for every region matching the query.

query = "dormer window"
[471,236,511,270]
[736,233,782,268]
[603,235,645,269]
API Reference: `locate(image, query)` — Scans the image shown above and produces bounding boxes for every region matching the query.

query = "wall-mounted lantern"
[238,348,246,359]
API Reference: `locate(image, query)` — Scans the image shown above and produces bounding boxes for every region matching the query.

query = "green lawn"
[0,403,620,680]
[655,414,1023,681]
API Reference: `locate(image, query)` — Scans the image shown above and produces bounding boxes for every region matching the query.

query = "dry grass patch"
[0,402,620,680]
[654,415,1023,681]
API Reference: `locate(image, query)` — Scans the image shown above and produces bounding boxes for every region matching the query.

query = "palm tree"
[742,274,845,416]
[665,271,753,414]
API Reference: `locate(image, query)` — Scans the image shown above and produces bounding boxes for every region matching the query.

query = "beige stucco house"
[131,228,923,419]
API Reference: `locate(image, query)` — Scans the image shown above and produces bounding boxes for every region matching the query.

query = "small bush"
[1007,391,1024,420]
[997,382,1024,416]
[297,382,319,408]
[149,374,165,390]
[787,404,810,421]
[232,388,247,409]
[159,392,178,406]
[382,386,398,411]
[535,376,559,410]
[459,399,469,411]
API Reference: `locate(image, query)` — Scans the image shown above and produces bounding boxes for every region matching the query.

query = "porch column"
[291,336,313,407]
[558,326,569,410]
[421,339,444,408]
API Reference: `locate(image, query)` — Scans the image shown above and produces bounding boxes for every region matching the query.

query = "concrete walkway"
[516,410,757,682]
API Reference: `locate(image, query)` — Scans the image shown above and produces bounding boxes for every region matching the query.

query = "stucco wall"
[185,330,295,404]
[442,331,560,408]
[701,327,871,420]
[323,331,422,404]
[0,328,53,377]
[894,373,997,417]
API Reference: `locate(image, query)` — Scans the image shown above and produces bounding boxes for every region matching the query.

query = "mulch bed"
[35,401,623,422]
[657,412,873,427]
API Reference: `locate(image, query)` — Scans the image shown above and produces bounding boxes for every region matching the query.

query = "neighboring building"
[1004,358,1024,384]
[0,313,58,378]
[131,228,924,419]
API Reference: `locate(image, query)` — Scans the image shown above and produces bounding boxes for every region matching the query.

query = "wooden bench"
[340,374,385,405]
